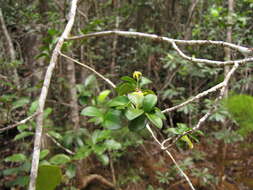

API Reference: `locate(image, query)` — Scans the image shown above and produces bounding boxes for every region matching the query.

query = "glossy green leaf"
[14,131,34,141]
[120,76,137,84]
[5,153,27,162]
[146,113,163,128]
[73,146,92,160]
[116,83,135,95]
[140,76,152,87]
[81,106,102,117]
[49,154,71,165]
[36,165,62,190]
[40,149,50,160]
[102,110,122,130]
[143,94,157,112]
[128,114,147,131]
[105,139,122,150]
[97,90,111,103]
[155,108,166,120]
[128,92,144,108]
[107,96,129,107]
[125,108,144,120]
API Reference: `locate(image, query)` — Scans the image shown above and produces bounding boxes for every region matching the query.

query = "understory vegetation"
[0,0,253,190]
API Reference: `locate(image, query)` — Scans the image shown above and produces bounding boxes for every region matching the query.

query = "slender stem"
[28,1,79,189]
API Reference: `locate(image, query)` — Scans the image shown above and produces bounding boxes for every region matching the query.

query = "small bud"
[133,71,142,80]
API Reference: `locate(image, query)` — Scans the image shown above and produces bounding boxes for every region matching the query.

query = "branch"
[66,30,253,65]
[146,124,196,190]
[162,81,224,113]
[0,113,38,132]
[46,133,75,155]
[162,62,239,149]
[59,52,116,88]
[28,1,79,190]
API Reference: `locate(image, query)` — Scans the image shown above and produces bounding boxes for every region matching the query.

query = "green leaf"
[146,113,163,128]
[105,139,122,150]
[29,100,39,115]
[140,76,152,87]
[121,76,137,84]
[14,131,34,141]
[128,114,147,131]
[97,154,109,165]
[103,110,122,130]
[81,106,103,117]
[107,96,129,107]
[97,90,111,103]
[36,165,62,190]
[5,153,27,162]
[12,97,30,110]
[180,135,194,149]
[6,176,29,187]
[17,124,29,131]
[73,146,91,160]
[143,94,157,112]
[43,107,53,119]
[49,154,71,165]
[84,74,97,88]
[40,149,50,160]
[93,144,107,155]
[128,92,144,108]
[125,108,144,120]
[3,167,21,176]
[65,164,76,179]
[155,108,166,120]
[116,83,136,95]
[48,131,63,140]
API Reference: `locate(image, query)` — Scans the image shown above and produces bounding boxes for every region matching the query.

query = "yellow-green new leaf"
[181,135,194,149]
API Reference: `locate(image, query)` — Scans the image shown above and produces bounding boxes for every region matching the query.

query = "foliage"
[81,72,166,131]
[224,94,253,136]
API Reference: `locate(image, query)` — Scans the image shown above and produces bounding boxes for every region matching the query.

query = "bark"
[28,1,79,189]
[219,0,234,189]
[0,8,20,89]
[111,0,120,74]
[66,58,80,131]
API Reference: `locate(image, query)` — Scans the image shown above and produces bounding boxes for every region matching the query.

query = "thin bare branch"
[28,0,79,189]
[46,133,75,155]
[59,52,116,88]
[146,124,196,190]
[162,81,224,113]
[162,62,239,149]
[0,113,38,132]
[66,30,253,65]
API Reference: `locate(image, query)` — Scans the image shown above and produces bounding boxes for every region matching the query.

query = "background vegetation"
[0,0,253,190]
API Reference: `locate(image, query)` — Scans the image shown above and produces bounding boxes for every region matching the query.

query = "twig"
[146,124,196,190]
[66,30,253,65]
[28,1,79,190]
[0,113,38,132]
[162,81,224,113]
[46,133,75,155]
[161,62,239,149]
[59,52,116,88]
